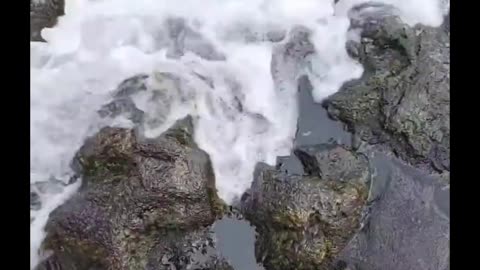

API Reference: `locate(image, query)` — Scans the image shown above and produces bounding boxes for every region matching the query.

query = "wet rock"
[145,227,234,270]
[213,217,261,270]
[271,26,316,89]
[30,191,41,211]
[30,0,64,41]
[242,144,370,270]
[98,72,200,135]
[219,23,286,44]
[38,226,233,270]
[294,144,370,182]
[198,259,235,270]
[337,155,450,270]
[97,74,150,124]
[38,116,228,269]
[323,14,450,173]
[32,178,67,195]
[332,259,363,270]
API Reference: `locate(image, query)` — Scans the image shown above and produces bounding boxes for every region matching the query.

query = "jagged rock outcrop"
[324,13,450,174]
[31,0,64,41]
[241,144,370,270]
[336,154,450,270]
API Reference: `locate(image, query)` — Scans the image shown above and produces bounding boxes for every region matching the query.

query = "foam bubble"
[30,0,448,268]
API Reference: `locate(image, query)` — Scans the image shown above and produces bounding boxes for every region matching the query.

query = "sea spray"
[30,0,449,268]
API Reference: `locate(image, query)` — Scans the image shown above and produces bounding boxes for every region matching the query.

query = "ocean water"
[30,0,449,268]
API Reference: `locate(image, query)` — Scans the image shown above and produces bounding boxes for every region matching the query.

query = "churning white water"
[30,0,449,268]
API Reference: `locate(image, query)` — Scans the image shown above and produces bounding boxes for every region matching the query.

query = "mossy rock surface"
[242,144,370,270]
[39,116,229,270]
[324,14,450,174]
[30,0,65,41]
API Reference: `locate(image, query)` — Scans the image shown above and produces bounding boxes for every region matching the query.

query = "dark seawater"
[279,76,352,175]
[213,217,263,270]
[295,76,351,147]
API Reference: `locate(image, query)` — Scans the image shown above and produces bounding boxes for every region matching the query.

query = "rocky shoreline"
[31,1,450,270]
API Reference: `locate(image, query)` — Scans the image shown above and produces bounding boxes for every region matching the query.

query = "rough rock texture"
[336,154,450,270]
[37,117,229,270]
[97,74,150,125]
[98,72,199,135]
[30,191,41,211]
[39,227,234,270]
[139,227,234,270]
[30,0,65,41]
[241,144,370,270]
[324,14,450,174]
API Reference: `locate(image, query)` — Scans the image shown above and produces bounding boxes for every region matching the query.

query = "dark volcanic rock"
[337,154,450,270]
[144,227,234,270]
[97,74,150,125]
[39,227,233,270]
[323,15,450,174]
[98,72,196,135]
[31,0,65,41]
[242,144,370,270]
[164,17,226,61]
[30,191,42,211]
[38,117,229,270]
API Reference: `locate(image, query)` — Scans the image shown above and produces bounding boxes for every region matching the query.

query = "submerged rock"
[98,72,198,135]
[242,144,370,270]
[97,74,150,125]
[30,191,41,211]
[323,14,450,174]
[144,227,234,270]
[30,0,65,41]
[164,17,226,61]
[38,116,229,269]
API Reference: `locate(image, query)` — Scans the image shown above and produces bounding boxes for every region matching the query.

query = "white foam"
[30,181,81,269]
[30,0,448,268]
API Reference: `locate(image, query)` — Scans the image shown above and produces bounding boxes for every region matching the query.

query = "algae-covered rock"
[324,13,450,173]
[242,144,370,270]
[39,226,233,270]
[38,116,229,269]
[143,226,234,270]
